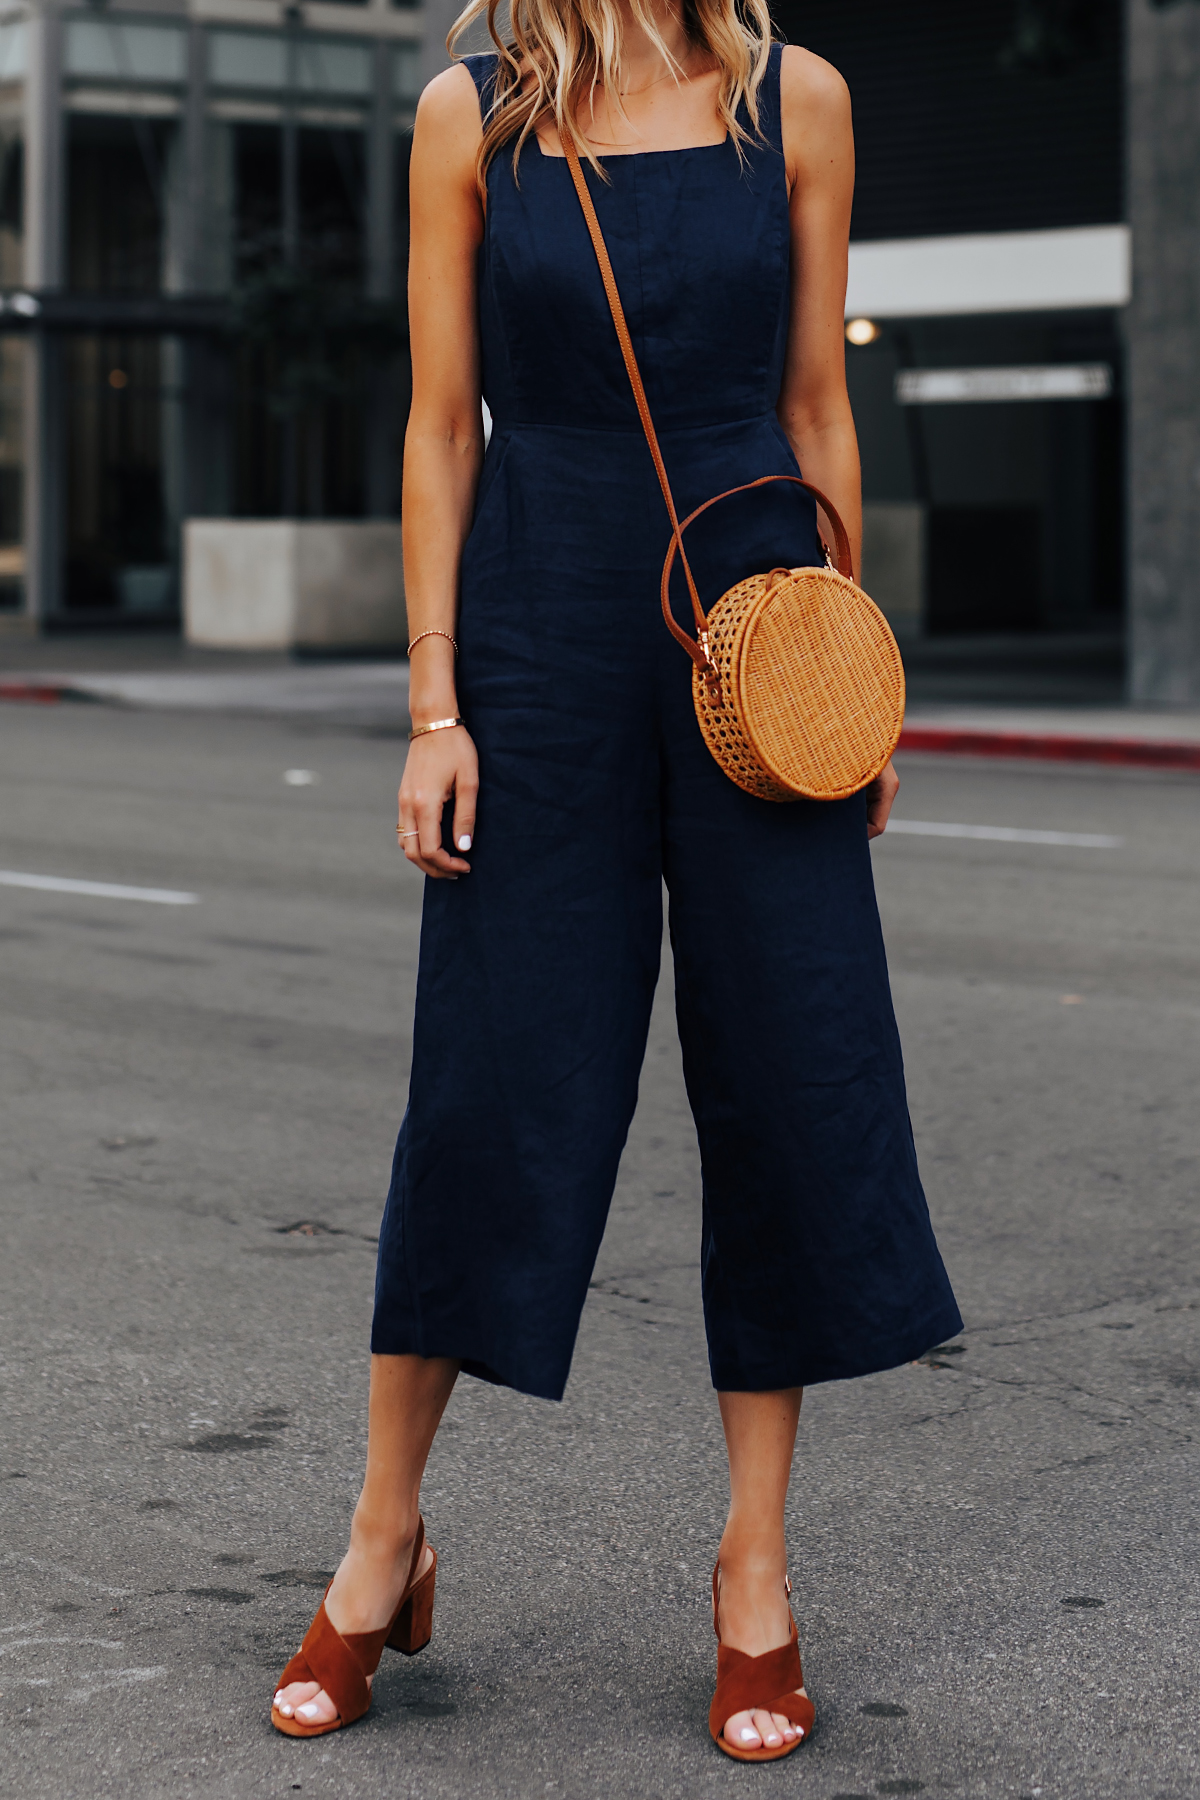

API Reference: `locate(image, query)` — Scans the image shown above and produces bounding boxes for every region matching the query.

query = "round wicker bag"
[694,566,905,803]
[564,136,906,804]
[659,479,906,803]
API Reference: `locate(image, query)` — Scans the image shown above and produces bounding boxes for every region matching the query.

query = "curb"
[898,726,1200,772]
[0,680,76,704]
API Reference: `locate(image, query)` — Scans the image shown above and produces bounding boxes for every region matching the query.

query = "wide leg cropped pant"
[371,522,962,1401]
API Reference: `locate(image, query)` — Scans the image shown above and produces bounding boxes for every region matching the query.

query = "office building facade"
[1,0,1198,704]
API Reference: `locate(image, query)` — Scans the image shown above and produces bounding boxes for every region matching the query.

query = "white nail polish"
[298,1703,320,1719]
[457,834,472,850]
[739,1728,758,1742]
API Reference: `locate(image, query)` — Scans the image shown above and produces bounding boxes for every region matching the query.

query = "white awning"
[846,224,1131,320]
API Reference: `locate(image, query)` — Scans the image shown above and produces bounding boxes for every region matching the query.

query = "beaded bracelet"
[407,629,458,656]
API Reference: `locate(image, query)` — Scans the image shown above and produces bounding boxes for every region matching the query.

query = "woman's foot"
[272,1523,433,1727]
[715,1545,808,1753]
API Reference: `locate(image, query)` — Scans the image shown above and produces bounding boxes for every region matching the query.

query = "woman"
[271,0,961,1761]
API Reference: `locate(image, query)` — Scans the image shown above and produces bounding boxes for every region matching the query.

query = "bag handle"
[659,473,854,634]
[561,132,855,678]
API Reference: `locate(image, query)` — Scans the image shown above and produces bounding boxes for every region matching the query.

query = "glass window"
[296,39,372,95]
[64,20,186,84]
[69,114,170,294]
[230,121,369,518]
[210,31,372,95]
[209,30,287,91]
[0,19,26,81]
[233,122,367,285]
[0,125,23,286]
[393,45,421,104]
[233,124,282,277]
[298,126,366,286]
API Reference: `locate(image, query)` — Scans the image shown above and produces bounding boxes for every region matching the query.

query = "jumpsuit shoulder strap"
[754,40,785,158]
[460,51,501,119]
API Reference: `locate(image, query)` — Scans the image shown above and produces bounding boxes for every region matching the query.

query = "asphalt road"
[1,699,1197,1800]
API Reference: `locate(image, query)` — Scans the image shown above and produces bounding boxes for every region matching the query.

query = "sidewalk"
[0,659,413,730]
[3,647,1200,766]
[897,704,1200,770]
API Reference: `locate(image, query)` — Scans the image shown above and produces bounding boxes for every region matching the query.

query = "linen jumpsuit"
[372,45,962,1401]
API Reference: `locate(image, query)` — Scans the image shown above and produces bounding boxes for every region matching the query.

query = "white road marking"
[0,1553,133,1596]
[0,871,199,905]
[885,820,1123,849]
[0,1637,125,1657]
[64,1665,168,1704]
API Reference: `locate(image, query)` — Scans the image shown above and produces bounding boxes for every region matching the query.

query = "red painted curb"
[898,726,1200,772]
[0,682,68,704]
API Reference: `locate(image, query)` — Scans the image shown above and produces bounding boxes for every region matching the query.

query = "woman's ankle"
[718,1521,787,1580]
[347,1503,420,1568]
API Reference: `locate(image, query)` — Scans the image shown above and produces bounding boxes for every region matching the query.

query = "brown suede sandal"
[708,1564,815,1762]
[270,1517,437,1739]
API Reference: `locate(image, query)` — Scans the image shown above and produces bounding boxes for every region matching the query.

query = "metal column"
[1126,0,1200,705]
[365,34,398,518]
[21,0,66,627]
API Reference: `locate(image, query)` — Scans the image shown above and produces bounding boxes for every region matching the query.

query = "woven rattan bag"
[564,138,905,803]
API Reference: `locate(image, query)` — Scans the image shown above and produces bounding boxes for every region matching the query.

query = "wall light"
[845,318,881,346]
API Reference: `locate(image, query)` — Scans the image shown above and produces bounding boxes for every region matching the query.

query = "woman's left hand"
[865,760,899,839]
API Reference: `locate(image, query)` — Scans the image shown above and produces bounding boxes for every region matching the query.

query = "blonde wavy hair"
[448,0,774,183]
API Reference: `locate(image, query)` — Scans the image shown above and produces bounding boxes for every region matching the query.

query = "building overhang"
[0,291,408,339]
[846,224,1131,320]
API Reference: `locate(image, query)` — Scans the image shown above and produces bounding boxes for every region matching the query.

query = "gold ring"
[398,828,419,838]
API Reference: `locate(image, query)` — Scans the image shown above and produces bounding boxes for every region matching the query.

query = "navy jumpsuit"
[372,45,962,1401]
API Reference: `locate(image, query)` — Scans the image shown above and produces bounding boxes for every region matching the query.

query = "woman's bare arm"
[777,47,896,838]
[399,65,486,878]
[776,45,860,574]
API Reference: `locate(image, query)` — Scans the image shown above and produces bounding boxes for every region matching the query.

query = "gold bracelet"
[407,629,458,656]
[408,716,464,741]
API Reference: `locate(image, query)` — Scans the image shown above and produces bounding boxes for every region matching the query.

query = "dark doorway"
[64,335,177,614]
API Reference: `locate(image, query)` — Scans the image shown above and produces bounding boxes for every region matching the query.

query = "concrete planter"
[184,520,406,651]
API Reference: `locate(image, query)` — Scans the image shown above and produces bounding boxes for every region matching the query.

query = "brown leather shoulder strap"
[561,131,855,671]
[562,133,711,670]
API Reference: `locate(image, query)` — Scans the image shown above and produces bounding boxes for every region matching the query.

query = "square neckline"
[533,132,731,163]
[462,46,781,167]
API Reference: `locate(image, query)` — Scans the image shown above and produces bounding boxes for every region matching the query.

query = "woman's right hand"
[398,726,479,879]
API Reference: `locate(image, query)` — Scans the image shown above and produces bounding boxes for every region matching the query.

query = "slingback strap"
[561,131,855,681]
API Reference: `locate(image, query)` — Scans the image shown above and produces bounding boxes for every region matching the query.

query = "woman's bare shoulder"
[777,42,853,184]
[413,61,485,154]
[778,42,852,130]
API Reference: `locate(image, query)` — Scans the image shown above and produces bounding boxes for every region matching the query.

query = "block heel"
[387,1547,436,1655]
